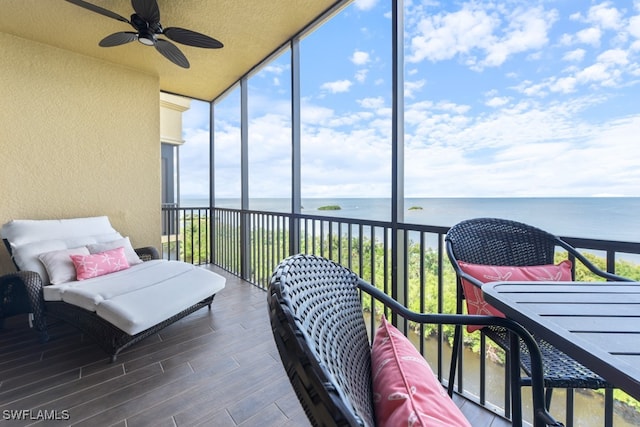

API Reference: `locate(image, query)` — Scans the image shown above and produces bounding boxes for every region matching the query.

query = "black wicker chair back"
[268,253,374,427]
[268,253,563,427]
[445,217,632,425]
[445,218,557,267]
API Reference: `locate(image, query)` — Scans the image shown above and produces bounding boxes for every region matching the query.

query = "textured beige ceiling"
[0,0,343,101]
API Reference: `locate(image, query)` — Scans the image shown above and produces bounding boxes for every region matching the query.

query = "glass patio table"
[482,281,640,401]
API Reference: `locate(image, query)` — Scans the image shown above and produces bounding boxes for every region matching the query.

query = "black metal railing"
[161,205,640,426]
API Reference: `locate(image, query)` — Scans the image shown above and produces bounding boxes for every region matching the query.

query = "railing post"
[394,229,407,331]
[209,97,216,266]
[289,215,300,257]
[390,0,406,329]
[240,77,251,280]
[290,37,301,258]
[241,211,251,280]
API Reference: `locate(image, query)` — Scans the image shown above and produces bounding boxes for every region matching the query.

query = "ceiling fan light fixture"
[137,30,156,46]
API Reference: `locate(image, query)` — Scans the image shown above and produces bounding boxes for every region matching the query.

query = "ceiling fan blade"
[163,27,223,49]
[156,39,190,68]
[132,0,160,25]
[65,0,130,24]
[99,32,138,47]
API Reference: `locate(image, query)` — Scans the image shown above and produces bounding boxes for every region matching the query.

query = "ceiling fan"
[65,0,223,68]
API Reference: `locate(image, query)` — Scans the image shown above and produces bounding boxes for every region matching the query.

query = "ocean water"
[181,197,640,244]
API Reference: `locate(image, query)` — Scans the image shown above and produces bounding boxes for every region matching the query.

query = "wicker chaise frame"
[44,295,214,363]
[268,254,563,427]
[3,241,216,362]
[0,270,46,331]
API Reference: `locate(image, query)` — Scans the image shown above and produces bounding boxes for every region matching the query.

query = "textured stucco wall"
[0,32,161,274]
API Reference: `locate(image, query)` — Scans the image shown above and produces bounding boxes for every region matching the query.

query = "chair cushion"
[71,247,131,280]
[458,260,573,332]
[371,316,471,427]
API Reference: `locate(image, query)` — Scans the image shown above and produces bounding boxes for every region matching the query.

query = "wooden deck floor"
[0,266,509,427]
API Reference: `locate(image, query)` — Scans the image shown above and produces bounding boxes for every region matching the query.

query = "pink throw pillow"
[371,316,471,427]
[458,260,572,332]
[70,247,130,280]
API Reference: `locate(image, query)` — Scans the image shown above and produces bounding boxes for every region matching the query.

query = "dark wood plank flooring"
[0,266,508,427]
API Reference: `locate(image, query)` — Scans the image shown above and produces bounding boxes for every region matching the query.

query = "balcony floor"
[0,265,509,426]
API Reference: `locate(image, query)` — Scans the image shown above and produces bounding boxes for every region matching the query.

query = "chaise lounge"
[1,216,226,362]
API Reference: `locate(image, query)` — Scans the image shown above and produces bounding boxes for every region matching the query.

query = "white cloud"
[481,7,556,68]
[587,2,624,30]
[563,48,586,62]
[300,104,335,125]
[355,69,368,83]
[407,4,556,69]
[263,64,285,75]
[629,15,640,38]
[321,80,353,93]
[516,45,630,96]
[404,79,425,98]
[351,50,371,65]
[575,62,614,84]
[327,112,375,127]
[575,27,602,46]
[436,101,471,114]
[354,0,378,11]
[299,122,391,197]
[548,76,578,93]
[486,96,510,107]
[403,98,640,197]
[358,96,385,109]
[597,48,629,65]
[559,33,573,46]
[408,6,497,63]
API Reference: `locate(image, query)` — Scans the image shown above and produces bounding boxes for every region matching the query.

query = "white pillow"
[87,237,143,266]
[38,247,91,284]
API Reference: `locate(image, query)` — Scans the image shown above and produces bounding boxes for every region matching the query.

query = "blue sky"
[180,0,640,200]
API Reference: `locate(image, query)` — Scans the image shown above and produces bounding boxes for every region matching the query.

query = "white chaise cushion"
[2,216,119,247]
[1,216,123,284]
[43,260,226,335]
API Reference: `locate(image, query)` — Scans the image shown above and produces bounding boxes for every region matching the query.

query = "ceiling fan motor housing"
[131,14,155,45]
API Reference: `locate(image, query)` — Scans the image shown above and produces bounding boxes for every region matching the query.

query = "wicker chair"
[445,217,632,426]
[268,253,562,427]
